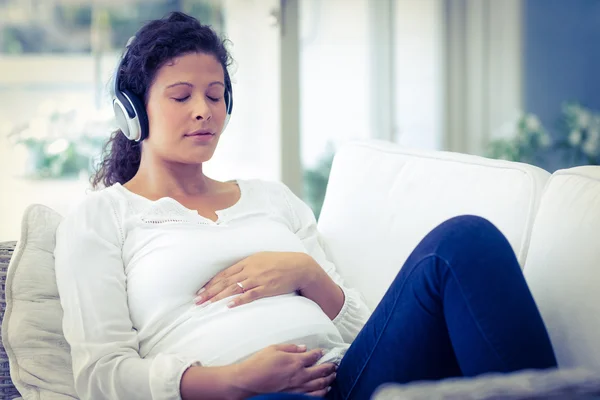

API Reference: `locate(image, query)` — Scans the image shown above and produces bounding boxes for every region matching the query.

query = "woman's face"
[144,52,228,164]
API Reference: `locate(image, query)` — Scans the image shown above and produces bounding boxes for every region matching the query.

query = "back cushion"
[318,140,550,309]
[524,166,600,369]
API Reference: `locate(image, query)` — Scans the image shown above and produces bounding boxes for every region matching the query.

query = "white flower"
[577,110,591,129]
[46,138,70,155]
[583,137,599,156]
[569,130,583,146]
[539,133,551,147]
[525,115,541,131]
[582,129,600,156]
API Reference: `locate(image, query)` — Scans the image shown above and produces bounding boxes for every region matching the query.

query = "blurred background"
[0,0,599,241]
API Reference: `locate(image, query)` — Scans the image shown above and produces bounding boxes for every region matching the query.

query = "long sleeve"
[54,191,195,400]
[277,183,372,344]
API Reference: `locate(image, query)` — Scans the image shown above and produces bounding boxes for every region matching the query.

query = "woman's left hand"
[195,251,320,308]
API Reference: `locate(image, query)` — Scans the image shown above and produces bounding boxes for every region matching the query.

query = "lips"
[184,129,216,143]
[185,131,215,137]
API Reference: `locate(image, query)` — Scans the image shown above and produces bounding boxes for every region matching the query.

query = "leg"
[330,215,557,400]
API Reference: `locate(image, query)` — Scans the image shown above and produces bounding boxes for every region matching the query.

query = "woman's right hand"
[230,344,337,397]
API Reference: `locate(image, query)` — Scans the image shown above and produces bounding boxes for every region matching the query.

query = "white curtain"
[444,0,523,155]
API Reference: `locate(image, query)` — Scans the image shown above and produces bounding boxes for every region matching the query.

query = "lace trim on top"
[111,180,252,226]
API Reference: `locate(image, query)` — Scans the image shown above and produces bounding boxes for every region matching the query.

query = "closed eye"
[173,95,190,103]
[207,96,221,102]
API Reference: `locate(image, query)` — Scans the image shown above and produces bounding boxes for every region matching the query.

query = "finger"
[299,349,325,367]
[195,281,227,305]
[304,362,337,381]
[290,373,336,393]
[197,262,245,295]
[196,277,237,304]
[288,372,336,393]
[210,280,249,304]
[199,272,237,296]
[273,344,308,353]
[226,286,264,308]
[305,388,330,397]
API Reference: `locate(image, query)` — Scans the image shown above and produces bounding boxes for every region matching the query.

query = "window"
[0,0,283,241]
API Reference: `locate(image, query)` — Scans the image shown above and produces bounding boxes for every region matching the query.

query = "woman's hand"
[229,344,337,397]
[195,252,320,308]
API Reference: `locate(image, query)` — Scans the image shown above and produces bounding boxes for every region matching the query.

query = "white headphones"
[112,36,233,142]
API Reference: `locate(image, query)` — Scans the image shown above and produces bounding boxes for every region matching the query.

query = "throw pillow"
[1,204,76,399]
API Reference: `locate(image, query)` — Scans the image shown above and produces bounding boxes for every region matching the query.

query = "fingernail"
[197,300,211,309]
[332,373,337,379]
[195,296,203,303]
[227,301,235,308]
[197,288,206,295]
[297,344,307,351]
[327,387,331,393]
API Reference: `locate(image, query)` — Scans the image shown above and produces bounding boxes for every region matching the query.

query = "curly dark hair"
[91,12,232,189]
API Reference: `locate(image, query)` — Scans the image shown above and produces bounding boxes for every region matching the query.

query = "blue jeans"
[251,216,557,400]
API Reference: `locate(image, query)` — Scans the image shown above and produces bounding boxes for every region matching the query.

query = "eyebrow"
[165,81,225,89]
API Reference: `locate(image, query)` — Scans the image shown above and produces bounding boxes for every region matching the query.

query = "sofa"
[1,139,600,399]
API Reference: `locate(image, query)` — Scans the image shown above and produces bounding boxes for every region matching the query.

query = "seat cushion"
[1,205,76,399]
[373,367,600,400]
[524,166,600,369]
[318,139,550,309]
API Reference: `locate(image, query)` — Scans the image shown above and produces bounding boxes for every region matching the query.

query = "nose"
[194,97,212,121]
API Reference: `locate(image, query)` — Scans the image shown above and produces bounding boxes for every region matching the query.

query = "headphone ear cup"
[222,87,233,133]
[122,89,149,141]
[113,91,141,141]
[113,98,134,140]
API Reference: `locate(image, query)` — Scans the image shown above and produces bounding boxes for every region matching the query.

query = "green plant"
[7,104,113,179]
[303,144,336,220]
[487,114,551,165]
[487,103,600,169]
[555,103,600,165]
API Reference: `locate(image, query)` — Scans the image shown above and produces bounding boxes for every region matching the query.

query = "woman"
[54,12,557,400]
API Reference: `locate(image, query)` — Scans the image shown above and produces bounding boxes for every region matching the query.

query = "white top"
[54,179,371,400]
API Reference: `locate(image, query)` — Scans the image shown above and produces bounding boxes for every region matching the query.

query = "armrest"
[372,368,600,400]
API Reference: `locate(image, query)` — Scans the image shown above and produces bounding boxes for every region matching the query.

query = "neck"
[129,151,212,197]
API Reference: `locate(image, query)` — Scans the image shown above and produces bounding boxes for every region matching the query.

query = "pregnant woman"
[54,11,556,400]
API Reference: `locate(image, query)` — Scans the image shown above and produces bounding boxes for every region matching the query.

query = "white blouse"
[54,179,371,400]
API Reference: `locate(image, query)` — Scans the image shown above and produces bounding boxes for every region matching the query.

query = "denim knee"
[421,215,512,264]
[437,215,499,236]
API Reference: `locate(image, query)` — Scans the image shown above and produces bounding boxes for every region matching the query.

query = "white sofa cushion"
[524,166,600,369]
[1,204,76,399]
[318,140,550,309]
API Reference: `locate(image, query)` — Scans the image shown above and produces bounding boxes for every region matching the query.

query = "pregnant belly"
[144,293,348,366]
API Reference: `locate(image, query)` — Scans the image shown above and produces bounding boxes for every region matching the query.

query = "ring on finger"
[236,281,245,293]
